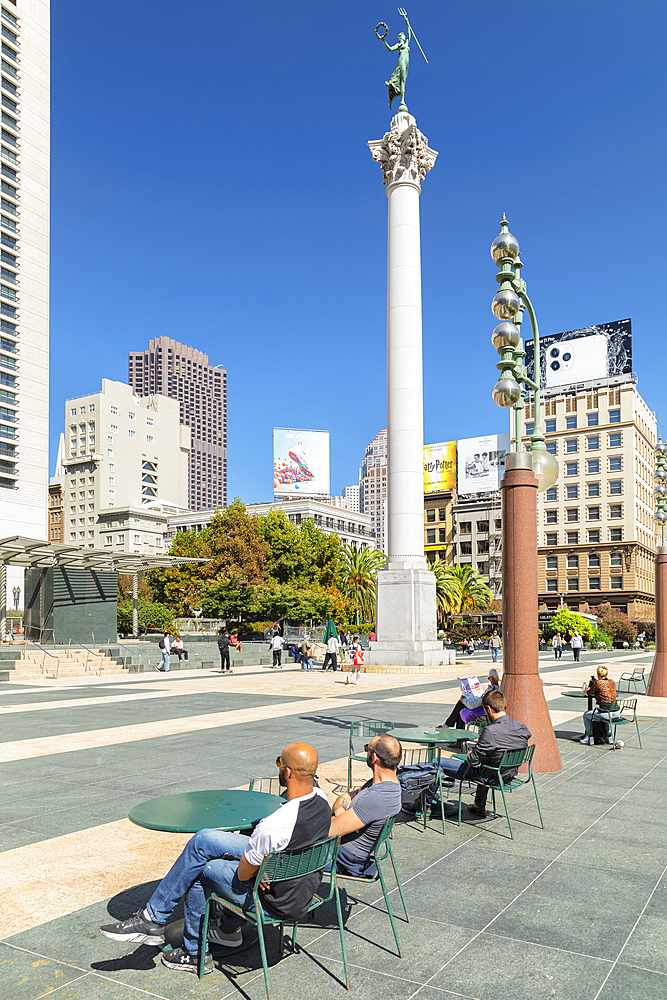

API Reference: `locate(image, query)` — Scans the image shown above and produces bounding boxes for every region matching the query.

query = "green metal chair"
[618,667,646,695]
[399,746,448,835]
[199,836,349,998]
[347,720,395,791]
[248,777,283,796]
[454,744,544,840]
[464,716,490,735]
[335,815,408,957]
[596,698,642,749]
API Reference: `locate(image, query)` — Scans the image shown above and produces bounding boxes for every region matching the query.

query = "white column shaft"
[386,180,426,566]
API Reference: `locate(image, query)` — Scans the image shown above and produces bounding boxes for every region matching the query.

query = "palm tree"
[430,558,460,618]
[339,545,386,623]
[429,562,492,622]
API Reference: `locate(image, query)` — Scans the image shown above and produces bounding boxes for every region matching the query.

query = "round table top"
[397,727,473,745]
[562,690,590,698]
[129,789,284,834]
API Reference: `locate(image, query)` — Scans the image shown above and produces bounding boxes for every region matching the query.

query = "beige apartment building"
[62,380,191,552]
[423,489,456,567]
[523,377,657,621]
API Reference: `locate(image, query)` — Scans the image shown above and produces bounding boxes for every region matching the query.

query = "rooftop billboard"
[524,319,632,391]
[457,433,510,495]
[273,428,330,497]
[424,441,456,494]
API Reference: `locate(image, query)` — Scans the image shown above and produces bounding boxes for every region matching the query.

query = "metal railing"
[21,636,58,676]
[41,627,100,675]
[91,628,140,671]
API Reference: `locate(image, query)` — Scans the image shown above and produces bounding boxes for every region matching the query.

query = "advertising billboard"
[424,441,456,494]
[457,434,510,495]
[524,319,632,391]
[273,428,330,497]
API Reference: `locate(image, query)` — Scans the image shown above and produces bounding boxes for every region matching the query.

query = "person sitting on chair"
[328,733,402,877]
[100,743,331,976]
[438,690,530,819]
[581,664,619,746]
[171,636,188,662]
[443,669,501,731]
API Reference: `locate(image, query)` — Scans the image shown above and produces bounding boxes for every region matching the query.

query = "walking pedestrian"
[269,631,284,668]
[489,630,502,664]
[217,630,233,673]
[552,633,563,660]
[155,632,171,673]
[571,630,584,662]
[300,635,314,670]
[346,635,364,685]
[322,632,340,671]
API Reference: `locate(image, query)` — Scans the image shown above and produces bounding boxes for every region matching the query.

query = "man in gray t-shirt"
[329,733,402,876]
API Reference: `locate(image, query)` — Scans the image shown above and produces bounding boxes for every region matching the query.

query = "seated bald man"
[329,732,402,877]
[100,743,330,975]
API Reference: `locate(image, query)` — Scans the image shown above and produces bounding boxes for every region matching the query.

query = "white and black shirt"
[244,788,331,919]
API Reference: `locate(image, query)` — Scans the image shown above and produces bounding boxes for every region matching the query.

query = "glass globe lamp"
[492,377,521,408]
[656,470,667,483]
[492,289,520,321]
[655,440,666,455]
[655,511,667,525]
[490,229,520,263]
[491,322,521,351]
[655,485,667,498]
[530,448,559,492]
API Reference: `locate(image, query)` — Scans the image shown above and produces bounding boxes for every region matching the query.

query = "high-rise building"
[343,484,360,513]
[128,337,227,511]
[0,2,50,541]
[61,380,190,550]
[452,493,503,599]
[524,376,657,620]
[360,429,387,553]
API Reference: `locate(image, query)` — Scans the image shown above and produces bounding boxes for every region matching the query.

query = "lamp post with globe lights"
[648,437,667,696]
[489,216,563,772]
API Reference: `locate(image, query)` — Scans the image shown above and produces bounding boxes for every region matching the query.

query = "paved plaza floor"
[0,649,665,1000]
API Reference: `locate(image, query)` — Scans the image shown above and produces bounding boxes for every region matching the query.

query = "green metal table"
[129,789,283,833]
[562,690,593,710]
[398,727,474,747]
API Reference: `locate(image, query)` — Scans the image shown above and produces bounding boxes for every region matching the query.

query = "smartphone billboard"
[273,428,330,497]
[457,434,510,495]
[524,319,632,390]
[424,441,456,494]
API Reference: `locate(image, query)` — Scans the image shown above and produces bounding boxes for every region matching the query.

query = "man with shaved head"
[100,743,331,975]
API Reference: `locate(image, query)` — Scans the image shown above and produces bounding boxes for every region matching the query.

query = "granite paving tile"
[597,962,667,1000]
[0,941,86,1000]
[614,913,667,975]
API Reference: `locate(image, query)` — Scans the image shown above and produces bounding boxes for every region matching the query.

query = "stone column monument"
[367,112,449,667]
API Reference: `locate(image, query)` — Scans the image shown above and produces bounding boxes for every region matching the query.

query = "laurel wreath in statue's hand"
[375,22,388,41]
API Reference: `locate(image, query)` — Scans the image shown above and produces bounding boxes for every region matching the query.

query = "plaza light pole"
[490,216,563,772]
[647,437,667,696]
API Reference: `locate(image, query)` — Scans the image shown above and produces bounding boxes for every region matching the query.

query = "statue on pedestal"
[376,9,428,112]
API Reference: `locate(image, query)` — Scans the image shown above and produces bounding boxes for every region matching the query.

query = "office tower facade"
[343,484,360,513]
[0,1,49,540]
[62,380,190,550]
[128,337,226,511]
[523,377,657,620]
[452,493,503,599]
[360,429,387,553]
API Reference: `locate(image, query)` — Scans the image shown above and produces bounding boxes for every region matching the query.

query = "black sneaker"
[468,802,487,818]
[161,946,213,974]
[100,909,165,945]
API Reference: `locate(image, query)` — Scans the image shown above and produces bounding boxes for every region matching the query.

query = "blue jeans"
[491,647,498,663]
[439,757,497,808]
[584,709,620,739]
[146,830,254,955]
[160,651,170,671]
[301,657,313,670]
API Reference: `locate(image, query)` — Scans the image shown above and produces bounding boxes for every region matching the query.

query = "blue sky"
[50,0,667,502]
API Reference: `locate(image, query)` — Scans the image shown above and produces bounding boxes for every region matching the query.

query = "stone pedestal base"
[369,565,450,666]
[647,548,667,697]
[368,641,455,667]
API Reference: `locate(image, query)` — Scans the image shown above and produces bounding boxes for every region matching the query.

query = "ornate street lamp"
[488,216,563,773]
[648,436,667,696]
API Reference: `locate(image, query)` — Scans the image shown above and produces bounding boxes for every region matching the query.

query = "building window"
[566,508,579,522]
[588,529,600,543]
[545,487,557,501]
[586,435,600,451]
[110,424,118,433]
[609,503,622,519]
[134,534,140,544]
[89,404,95,412]
[567,554,579,569]
[459,522,471,534]
[587,506,601,520]
[545,419,556,433]
[545,532,558,546]
[438,508,446,521]
[426,529,435,544]
[566,484,579,500]
[587,482,600,498]
[70,408,76,416]
[547,578,559,592]
[565,461,578,476]
[587,412,599,427]
[477,540,489,554]
[147,417,154,426]
[565,439,578,453]
[589,577,601,590]
[545,510,558,524]
[477,521,489,533]
[567,577,579,591]
[110,406,118,415]
[525,422,534,435]
[438,528,446,543]
[588,553,600,568]
[460,541,472,554]
[610,576,623,589]
[566,416,577,430]
[546,441,557,455]
[609,480,622,495]
[426,509,435,522]
[105,535,113,546]
[546,555,558,570]
[610,552,623,566]
[147,435,153,443]
[609,409,621,424]
[610,527,623,542]
[128,412,135,420]
[117,534,124,544]
[587,459,600,474]
[609,456,622,472]
[608,432,622,448]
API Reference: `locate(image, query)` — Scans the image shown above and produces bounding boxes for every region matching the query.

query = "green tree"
[117,599,173,634]
[297,517,345,589]
[256,509,306,583]
[339,545,386,621]
[254,582,334,624]
[431,564,492,619]
[592,602,638,646]
[543,609,595,643]
[201,575,258,623]
[429,559,462,620]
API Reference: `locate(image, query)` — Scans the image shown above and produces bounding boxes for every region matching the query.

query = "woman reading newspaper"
[443,670,501,730]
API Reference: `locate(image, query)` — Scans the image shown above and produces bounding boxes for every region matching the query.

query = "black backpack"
[158,638,166,650]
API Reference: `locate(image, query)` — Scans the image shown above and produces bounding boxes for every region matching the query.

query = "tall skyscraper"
[343,484,360,513]
[128,337,227,511]
[0,2,50,539]
[360,429,387,553]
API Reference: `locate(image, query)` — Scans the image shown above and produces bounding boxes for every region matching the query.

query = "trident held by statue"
[376,9,427,111]
[397,8,428,63]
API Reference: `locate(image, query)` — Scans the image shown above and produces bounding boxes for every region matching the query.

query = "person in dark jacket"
[438,689,531,818]
[217,630,232,673]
